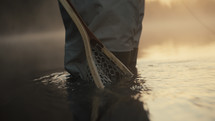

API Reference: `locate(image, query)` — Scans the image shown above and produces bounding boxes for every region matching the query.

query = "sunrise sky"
[139,0,215,59]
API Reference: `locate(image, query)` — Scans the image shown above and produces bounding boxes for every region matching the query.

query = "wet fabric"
[59,0,145,79]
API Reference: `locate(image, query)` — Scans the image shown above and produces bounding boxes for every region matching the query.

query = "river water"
[138,57,215,121]
[32,56,215,121]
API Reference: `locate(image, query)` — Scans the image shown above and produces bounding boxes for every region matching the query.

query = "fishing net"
[86,44,126,85]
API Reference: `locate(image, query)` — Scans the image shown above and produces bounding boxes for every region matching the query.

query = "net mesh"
[86,44,125,85]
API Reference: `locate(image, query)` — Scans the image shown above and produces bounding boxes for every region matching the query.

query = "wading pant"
[59,0,145,79]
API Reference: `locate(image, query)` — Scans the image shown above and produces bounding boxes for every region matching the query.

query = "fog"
[139,0,215,59]
[0,0,63,35]
[0,0,64,81]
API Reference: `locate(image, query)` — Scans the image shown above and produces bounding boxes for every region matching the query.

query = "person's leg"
[112,51,132,69]
[111,50,137,77]
[112,48,138,77]
[58,1,88,80]
[129,48,138,76]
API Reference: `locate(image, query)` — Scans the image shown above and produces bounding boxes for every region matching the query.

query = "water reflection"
[36,72,150,121]
[138,57,215,121]
[5,55,215,121]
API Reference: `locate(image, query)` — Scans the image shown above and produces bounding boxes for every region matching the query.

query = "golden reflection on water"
[146,0,182,7]
[139,41,215,60]
[138,54,215,121]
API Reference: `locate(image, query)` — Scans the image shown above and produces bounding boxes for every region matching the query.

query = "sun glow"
[146,0,199,7]
[146,0,181,7]
[139,41,215,60]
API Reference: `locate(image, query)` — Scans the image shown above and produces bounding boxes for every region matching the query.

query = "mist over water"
[0,0,63,35]
[0,0,65,82]
[139,0,215,59]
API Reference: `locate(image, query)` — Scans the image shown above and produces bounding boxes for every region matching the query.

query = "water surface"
[138,57,215,121]
[33,56,215,121]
